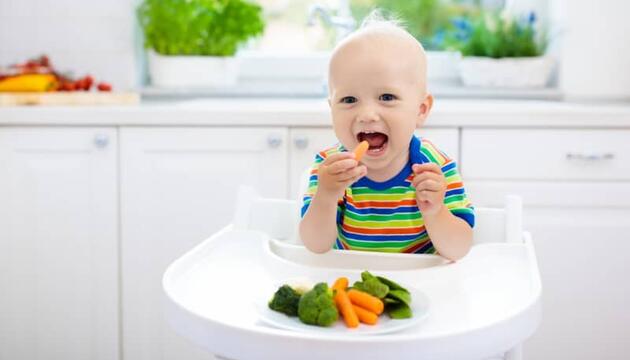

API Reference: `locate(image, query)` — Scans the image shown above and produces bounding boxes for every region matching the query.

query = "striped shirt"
[300,135,475,254]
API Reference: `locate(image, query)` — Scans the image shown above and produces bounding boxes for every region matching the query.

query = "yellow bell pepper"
[0,74,58,92]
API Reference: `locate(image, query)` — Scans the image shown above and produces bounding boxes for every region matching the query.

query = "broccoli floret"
[268,285,302,316]
[297,282,339,326]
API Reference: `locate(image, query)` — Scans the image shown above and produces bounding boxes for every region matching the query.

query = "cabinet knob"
[267,135,283,149]
[294,136,309,149]
[94,134,109,149]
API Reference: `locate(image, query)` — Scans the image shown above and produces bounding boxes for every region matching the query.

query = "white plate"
[256,286,429,335]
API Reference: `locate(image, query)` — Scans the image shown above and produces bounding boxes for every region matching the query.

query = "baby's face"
[328,32,432,174]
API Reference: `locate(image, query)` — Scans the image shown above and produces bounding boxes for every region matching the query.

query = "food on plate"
[347,289,384,315]
[297,283,339,327]
[352,271,389,298]
[267,271,415,328]
[332,278,359,328]
[268,285,302,317]
[352,271,413,319]
[352,304,379,325]
[285,277,315,295]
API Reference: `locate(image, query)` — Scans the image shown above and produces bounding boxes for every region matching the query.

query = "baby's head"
[328,12,433,175]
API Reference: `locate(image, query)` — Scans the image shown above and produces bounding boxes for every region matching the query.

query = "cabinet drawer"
[461,129,630,180]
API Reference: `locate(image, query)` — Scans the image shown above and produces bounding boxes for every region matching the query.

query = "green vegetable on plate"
[297,282,339,327]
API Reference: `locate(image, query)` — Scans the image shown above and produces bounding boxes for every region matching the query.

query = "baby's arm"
[422,205,473,261]
[412,163,473,261]
[300,152,366,253]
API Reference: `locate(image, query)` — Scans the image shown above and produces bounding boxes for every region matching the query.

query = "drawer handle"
[267,135,283,149]
[566,152,615,161]
[94,134,109,149]
[294,136,309,149]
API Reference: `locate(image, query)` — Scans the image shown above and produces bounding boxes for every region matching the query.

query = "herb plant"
[445,11,547,58]
[137,0,265,56]
[350,0,476,50]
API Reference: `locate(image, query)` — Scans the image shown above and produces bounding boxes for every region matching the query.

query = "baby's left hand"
[411,163,447,216]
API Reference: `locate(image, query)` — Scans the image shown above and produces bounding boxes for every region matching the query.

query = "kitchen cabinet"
[462,128,630,360]
[0,127,119,360]
[2,117,629,360]
[288,127,460,200]
[120,127,288,360]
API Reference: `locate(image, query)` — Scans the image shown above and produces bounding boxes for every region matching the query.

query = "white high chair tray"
[163,225,541,360]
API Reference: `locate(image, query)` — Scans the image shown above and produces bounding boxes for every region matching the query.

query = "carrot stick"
[353,140,369,161]
[352,304,379,325]
[332,277,349,292]
[347,289,384,315]
[334,288,359,328]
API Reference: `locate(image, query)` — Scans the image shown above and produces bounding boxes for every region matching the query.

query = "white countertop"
[1,98,630,127]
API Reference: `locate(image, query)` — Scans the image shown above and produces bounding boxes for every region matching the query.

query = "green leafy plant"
[137,0,265,56]
[445,11,547,58]
[350,0,476,50]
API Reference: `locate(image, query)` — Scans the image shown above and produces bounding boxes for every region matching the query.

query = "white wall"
[552,0,630,100]
[0,0,139,90]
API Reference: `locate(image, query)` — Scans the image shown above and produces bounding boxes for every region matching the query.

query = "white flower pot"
[427,51,461,82]
[147,51,239,88]
[458,56,554,88]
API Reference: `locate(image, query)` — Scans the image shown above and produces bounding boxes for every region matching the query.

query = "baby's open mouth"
[357,131,389,156]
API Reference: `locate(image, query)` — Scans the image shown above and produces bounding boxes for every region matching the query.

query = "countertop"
[1,98,630,127]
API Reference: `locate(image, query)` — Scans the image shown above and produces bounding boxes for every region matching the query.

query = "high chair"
[163,181,541,360]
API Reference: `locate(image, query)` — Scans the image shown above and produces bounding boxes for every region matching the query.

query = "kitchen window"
[145,0,551,98]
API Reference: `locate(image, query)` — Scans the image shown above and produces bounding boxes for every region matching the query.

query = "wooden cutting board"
[0,92,140,106]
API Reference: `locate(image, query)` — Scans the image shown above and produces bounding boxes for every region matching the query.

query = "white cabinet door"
[289,127,459,200]
[463,125,630,360]
[523,207,630,360]
[120,127,288,360]
[468,180,630,359]
[0,127,119,360]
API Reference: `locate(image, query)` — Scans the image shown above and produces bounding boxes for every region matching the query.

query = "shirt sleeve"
[420,140,475,228]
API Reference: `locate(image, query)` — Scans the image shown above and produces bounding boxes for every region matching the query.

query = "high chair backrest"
[233,169,524,245]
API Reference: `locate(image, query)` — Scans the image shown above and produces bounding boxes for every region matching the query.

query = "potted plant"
[446,11,553,88]
[137,0,265,88]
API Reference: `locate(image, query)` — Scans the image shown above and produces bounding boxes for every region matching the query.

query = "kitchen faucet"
[306,3,356,43]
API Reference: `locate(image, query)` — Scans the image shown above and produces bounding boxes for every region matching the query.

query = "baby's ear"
[416,94,434,126]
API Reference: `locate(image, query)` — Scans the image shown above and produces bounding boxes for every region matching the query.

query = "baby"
[299,14,475,261]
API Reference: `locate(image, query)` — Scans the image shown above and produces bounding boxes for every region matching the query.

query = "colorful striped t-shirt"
[300,135,475,254]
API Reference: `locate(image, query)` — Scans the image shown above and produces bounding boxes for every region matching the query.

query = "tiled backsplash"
[0,0,140,90]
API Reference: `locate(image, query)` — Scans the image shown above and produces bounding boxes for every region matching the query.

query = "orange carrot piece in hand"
[334,288,360,328]
[332,277,349,292]
[352,304,379,325]
[353,140,369,161]
[347,289,384,315]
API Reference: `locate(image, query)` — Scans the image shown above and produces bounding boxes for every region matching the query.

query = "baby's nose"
[357,108,379,123]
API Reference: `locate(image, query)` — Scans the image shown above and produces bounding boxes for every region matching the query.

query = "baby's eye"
[340,96,357,104]
[379,93,397,101]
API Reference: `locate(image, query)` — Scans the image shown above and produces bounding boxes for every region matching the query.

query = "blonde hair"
[338,9,424,51]
[359,9,405,31]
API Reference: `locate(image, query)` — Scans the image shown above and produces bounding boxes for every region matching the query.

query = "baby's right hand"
[317,152,367,199]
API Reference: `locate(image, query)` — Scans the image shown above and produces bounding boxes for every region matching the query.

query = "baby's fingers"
[337,165,367,183]
[326,158,359,174]
[322,152,355,166]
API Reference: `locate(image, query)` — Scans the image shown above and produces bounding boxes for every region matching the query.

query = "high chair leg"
[505,345,523,360]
